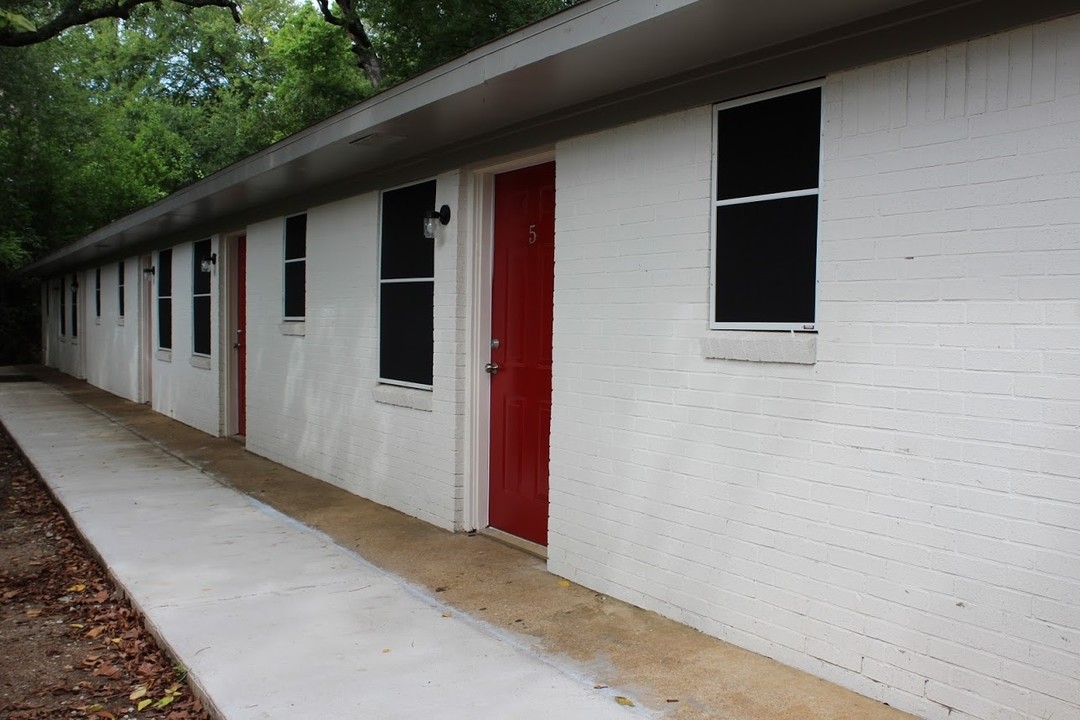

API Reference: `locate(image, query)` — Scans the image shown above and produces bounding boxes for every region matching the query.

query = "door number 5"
[528,224,537,245]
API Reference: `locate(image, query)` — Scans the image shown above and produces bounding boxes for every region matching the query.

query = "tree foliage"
[0,0,578,362]
[0,0,240,46]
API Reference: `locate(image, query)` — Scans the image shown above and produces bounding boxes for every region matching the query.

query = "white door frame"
[463,148,556,533]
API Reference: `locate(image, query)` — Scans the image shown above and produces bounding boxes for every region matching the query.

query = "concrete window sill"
[190,355,211,370]
[280,322,306,336]
[156,349,173,363]
[372,384,433,412]
[702,331,816,365]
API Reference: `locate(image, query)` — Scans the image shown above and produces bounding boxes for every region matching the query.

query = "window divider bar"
[715,187,818,207]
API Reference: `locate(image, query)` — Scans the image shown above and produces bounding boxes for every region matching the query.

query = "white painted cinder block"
[151,240,221,437]
[548,14,1080,720]
[243,172,463,530]
[83,260,140,402]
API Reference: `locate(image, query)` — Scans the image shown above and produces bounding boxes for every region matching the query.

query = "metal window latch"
[233,329,242,349]
[484,362,499,375]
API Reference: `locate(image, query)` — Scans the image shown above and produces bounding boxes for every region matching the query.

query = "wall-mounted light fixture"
[200,253,217,273]
[143,266,155,278]
[423,205,451,239]
[70,278,79,291]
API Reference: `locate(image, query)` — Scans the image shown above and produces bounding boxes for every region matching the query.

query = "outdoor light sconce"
[70,278,79,291]
[423,205,451,239]
[143,267,155,279]
[200,253,217,273]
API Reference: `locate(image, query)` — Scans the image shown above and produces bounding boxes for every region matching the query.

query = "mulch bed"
[0,426,209,720]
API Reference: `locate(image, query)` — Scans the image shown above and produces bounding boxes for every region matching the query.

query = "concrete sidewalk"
[0,370,917,720]
[0,380,642,719]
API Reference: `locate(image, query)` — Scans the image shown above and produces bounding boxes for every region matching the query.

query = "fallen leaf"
[70,623,85,629]
[2,590,17,599]
[137,699,152,711]
[441,611,452,618]
[85,625,106,638]
[615,696,635,707]
[25,608,42,617]
[68,583,87,592]
[93,711,116,719]
[154,694,175,709]
[382,648,391,654]
[84,703,105,712]
[558,580,570,588]
[129,686,148,701]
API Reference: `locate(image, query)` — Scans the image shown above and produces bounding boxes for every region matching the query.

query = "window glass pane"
[714,195,818,324]
[71,276,78,337]
[95,268,101,317]
[60,279,66,334]
[118,261,125,317]
[381,180,435,279]
[158,299,172,349]
[192,240,212,295]
[379,281,434,386]
[284,261,305,318]
[158,250,172,296]
[193,296,211,355]
[716,87,821,201]
[285,214,306,260]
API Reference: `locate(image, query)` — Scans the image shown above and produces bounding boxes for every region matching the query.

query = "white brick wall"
[548,14,1080,720]
[243,172,464,530]
[46,270,86,378]
[83,260,140,402]
[151,240,221,437]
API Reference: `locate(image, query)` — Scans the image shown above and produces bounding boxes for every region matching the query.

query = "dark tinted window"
[379,181,436,386]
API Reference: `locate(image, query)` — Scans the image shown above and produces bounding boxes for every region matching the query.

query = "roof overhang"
[24,0,1080,275]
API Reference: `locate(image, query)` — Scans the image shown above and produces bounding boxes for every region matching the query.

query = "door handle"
[485,362,500,375]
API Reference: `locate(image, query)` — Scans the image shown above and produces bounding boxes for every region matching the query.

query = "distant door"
[139,255,153,404]
[488,162,556,546]
[235,236,247,436]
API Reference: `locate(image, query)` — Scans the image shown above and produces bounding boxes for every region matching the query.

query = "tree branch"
[0,0,241,47]
[314,0,384,88]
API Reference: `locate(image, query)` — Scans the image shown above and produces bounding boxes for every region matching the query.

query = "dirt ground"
[0,427,207,720]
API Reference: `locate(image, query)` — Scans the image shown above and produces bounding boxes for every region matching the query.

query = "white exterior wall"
[244,172,464,530]
[548,15,1080,720]
[151,240,222,437]
[83,260,140,402]
[48,271,86,378]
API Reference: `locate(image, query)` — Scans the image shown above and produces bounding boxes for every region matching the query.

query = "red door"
[236,236,247,436]
[488,162,556,546]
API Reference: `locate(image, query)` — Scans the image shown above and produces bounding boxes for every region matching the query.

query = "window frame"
[94,268,101,319]
[157,249,173,350]
[709,79,824,333]
[283,213,307,321]
[117,261,125,319]
[192,239,213,357]
[70,273,79,338]
[60,277,66,336]
[378,178,436,390]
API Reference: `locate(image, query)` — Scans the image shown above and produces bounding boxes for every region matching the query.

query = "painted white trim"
[709,79,824,334]
[463,148,556,534]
